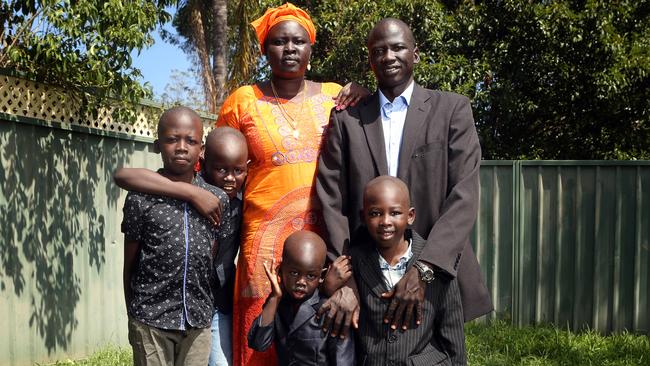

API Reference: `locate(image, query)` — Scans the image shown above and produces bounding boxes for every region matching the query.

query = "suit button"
[388,334,397,343]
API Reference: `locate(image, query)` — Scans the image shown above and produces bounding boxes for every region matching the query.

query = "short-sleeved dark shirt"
[121,173,232,330]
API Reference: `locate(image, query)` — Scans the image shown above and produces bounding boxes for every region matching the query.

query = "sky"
[130,21,191,99]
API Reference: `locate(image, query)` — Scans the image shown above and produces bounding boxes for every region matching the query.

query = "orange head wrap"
[251,3,316,54]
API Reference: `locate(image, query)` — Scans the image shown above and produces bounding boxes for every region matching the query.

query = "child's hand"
[322,255,352,296]
[189,186,223,226]
[263,259,282,299]
[333,82,370,110]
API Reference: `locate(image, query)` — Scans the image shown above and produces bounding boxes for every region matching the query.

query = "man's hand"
[317,284,359,339]
[189,186,222,226]
[322,255,353,296]
[381,266,425,330]
[333,82,370,110]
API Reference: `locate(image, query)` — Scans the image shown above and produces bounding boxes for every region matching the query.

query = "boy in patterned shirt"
[121,106,233,366]
[116,127,248,366]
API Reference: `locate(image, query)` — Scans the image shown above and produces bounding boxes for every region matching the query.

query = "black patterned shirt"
[121,173,232,330]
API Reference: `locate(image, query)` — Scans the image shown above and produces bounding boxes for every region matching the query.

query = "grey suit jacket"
[316,84,492,321]
[247,289,355,366]
[350,230,466,366]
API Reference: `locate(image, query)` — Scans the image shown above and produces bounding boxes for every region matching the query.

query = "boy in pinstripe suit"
[350,176,466,365]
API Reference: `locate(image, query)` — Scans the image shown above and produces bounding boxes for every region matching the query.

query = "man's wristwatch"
[414,261,435,283]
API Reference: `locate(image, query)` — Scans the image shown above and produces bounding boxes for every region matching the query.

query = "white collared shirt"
[378,82,415,177]
[377,239,413,289]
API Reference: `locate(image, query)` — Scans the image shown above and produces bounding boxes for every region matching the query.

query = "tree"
[305,0,650,159]
[159,69,206,111]
[1,0,173,118]
[178,0,227,113]
[164,0,262,113]
[469,0,650,159]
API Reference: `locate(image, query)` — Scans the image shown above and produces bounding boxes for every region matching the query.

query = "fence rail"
[1,117,649,365]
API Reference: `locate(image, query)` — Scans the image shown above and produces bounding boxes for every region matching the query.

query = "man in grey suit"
[316,18,493,336]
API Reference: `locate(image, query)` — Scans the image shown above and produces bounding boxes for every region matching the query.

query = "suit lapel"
[287,290,319,336]
[397,84,431,179]
[360,93,389,176]
[358,243,390,298]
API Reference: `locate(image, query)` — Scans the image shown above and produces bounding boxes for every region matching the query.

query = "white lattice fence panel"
[1,75,216,138]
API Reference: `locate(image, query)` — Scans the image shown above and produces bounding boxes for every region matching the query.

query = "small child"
[350,176,466,366]
[115,126,248,366]
[203,127,247,366]
[121,106,233,365]
[248,231,355,365]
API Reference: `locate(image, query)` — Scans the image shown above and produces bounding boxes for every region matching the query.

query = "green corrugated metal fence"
[0,118,161,365]
[473,161,650,334]
[1,118,649,365]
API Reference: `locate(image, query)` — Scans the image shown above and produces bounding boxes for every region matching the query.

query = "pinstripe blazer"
[350,230,466,366]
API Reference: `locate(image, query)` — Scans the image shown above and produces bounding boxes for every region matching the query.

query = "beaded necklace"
[270,80,307,139]
[254,81,319,166]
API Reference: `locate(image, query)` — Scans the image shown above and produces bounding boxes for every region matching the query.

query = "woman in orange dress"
[216,4,366,366]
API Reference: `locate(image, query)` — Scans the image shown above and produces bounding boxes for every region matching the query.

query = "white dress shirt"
[378,81,415,177]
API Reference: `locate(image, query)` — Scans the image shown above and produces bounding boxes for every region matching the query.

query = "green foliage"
[54,322,650,365]
[308,0,483,95]
[303,0,650,159]
[472,0,650,159]
[1,0,172,122]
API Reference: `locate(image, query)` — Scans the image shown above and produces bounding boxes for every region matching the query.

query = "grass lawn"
[52,321,649,365]
[465,321,649,365]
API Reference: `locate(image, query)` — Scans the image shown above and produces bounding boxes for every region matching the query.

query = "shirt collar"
[378,81,415,108]
[377,238,413,270]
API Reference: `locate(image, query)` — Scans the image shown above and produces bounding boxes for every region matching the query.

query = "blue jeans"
[208,309,232,366]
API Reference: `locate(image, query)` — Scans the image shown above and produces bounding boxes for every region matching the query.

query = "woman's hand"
[322,255,353,296]
[333,82,370,110]
[188,185,223,227]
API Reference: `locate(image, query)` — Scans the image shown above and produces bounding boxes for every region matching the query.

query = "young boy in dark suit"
[350,176,466,366]
[248,231,355,365]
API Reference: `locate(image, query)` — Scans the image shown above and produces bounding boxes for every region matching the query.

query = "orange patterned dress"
[217,82,342,366]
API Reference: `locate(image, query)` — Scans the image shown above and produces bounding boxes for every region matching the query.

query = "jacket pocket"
[412,141,444,158]
[408,349,450,366]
